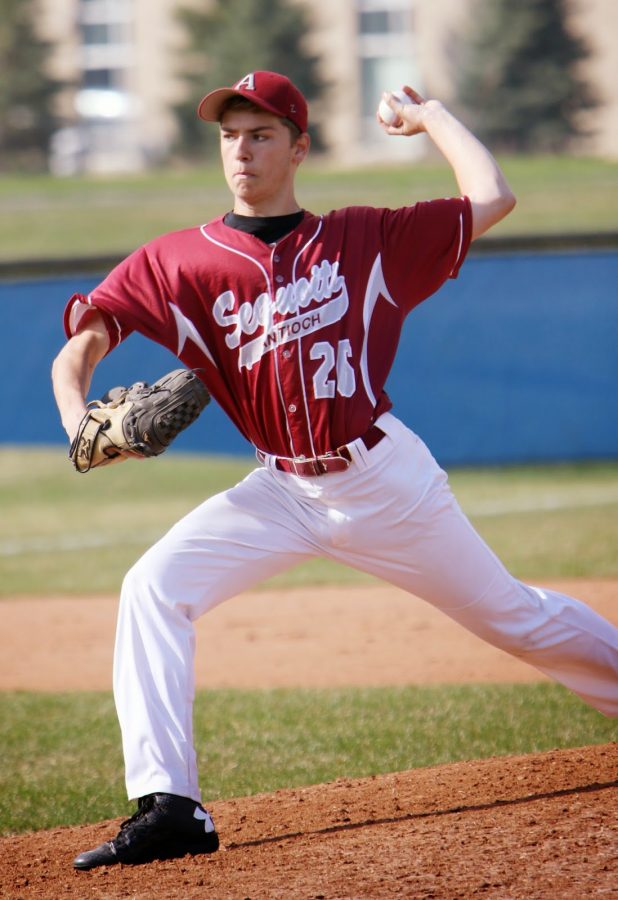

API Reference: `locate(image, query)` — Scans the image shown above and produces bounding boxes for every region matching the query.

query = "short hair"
[218,95,302,144]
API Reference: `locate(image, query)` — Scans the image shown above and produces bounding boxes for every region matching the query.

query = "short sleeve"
[63,242,178,353]
[379,196,472,312]
[64,293,127,351]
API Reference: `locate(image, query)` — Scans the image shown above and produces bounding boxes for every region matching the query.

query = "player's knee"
[120,547,176,611]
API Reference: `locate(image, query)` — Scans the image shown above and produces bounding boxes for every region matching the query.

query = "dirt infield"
[2,579,617,691]
[1,579,617,898]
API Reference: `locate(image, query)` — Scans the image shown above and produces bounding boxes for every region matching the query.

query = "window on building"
[360,56,414,119]
[83,68,116,88]
[81,23,110,45]
[355,1,423,153]
[359,9,411,35]
[80,22,130,46]
[77,0,133,92]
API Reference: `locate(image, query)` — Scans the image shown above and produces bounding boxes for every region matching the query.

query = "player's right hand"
[378,87,437,137]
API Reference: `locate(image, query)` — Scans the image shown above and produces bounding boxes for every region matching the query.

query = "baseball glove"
[69,368,210,473]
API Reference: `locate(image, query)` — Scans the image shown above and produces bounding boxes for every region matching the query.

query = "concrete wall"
[1,249,616,465]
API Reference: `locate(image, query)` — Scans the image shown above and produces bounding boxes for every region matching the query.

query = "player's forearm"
[51,330,109,441]
[52,343,94,440]
[420,101,516,240]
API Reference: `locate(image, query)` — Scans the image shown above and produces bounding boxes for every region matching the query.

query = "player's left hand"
[69,368,210,473]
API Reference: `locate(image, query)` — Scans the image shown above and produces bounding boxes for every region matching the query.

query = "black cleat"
[73,793,219,869]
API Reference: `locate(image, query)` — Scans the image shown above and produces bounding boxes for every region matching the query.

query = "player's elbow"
[492,186,517,225]
[493,187,517,228]
[470,189,516,241]
[501,187,517,217]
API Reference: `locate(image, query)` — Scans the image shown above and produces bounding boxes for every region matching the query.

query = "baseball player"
[52,71,618,870]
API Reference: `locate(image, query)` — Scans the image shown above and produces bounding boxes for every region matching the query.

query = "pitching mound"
[2,743,616,899]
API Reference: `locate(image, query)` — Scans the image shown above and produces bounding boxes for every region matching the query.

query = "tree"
[174,0,326,158]
[455,0,597,153]
[0,0,63,170]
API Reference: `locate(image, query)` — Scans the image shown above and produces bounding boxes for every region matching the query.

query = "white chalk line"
[1,490,617,558]
[463,491,618,516]
[0,530,164,557]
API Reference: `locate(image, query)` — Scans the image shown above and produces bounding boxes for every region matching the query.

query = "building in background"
[41,0,186,174]
[39,0,618,174]
[304,0,429,163]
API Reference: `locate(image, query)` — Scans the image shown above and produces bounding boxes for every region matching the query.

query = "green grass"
[1,449,617,596]
[1,684,616,835]
[0,155,616,261]
[449,462,618,579]
[2,451,616,839]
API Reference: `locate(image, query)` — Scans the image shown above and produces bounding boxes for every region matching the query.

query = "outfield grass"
[1,683,616,835]
[0,155,616,261]
[0,449,617,596]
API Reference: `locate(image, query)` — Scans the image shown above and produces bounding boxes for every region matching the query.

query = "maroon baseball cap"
[197,71,308,133]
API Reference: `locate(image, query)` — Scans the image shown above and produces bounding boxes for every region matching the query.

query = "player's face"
[219,108,309,215]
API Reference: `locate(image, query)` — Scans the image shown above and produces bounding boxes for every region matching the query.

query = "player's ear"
[292,133,310,165]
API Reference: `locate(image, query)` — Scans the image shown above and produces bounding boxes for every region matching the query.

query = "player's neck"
[233,195,301,218]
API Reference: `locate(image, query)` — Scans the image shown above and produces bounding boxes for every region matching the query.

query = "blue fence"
[1,247,617,465]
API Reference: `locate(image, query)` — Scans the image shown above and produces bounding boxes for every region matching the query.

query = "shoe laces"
[118,794,157,833]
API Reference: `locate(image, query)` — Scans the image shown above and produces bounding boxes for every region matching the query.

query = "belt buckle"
[290,452,350,476]
[289,457,319,476]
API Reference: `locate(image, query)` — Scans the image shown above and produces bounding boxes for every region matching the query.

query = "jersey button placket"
[271,251,309,456]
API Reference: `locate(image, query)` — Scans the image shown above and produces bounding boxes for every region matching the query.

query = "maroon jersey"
[64,199,471,457]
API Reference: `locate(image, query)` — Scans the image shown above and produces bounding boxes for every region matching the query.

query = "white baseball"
[378,89,412,126]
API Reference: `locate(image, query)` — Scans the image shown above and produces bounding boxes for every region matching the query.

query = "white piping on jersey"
[68,297,90,334]
[169,302,217,367]
[451,211,464,275]
[68,295,122,345]
[200,226,273,296]
[291,217,323,280]
[359,254,397,407]
[287,217,324,458]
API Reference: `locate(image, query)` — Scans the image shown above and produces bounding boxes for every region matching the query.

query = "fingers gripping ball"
[378,89,413,126]
[70,368,210,473]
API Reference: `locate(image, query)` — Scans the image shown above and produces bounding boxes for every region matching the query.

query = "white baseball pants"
[113,413,618,802]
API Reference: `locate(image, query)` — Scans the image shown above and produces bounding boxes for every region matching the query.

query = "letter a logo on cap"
[235,73,256,91]
[197,71,308,133]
